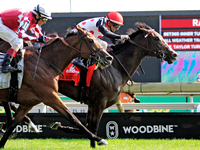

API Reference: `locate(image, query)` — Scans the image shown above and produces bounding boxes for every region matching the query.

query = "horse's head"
[131,22,178,64]
[75,25,113,68]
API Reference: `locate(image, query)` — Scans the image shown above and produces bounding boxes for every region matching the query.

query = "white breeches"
[0,17,23,51]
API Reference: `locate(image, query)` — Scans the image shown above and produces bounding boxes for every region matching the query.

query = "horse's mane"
[65,27,77,37]
[41,28,79,49]
[111,22,152,52]
[135,22,152,30]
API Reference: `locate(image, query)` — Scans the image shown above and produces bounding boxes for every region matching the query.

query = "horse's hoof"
[97,139,108,146]
[49,122,61,130]
[25,121,39,133]
[29,121,39,133]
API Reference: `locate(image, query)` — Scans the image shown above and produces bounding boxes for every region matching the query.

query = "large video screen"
[161,51,200,82]
[161,15,200,82]
[161,15,200,51]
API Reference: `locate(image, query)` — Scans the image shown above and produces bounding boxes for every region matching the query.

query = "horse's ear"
[75,25,82,31]
[138,27,148,33]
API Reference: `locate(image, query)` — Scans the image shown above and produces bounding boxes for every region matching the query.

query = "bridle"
[76,31,103,64]
[61,31,103,59]
[112,29,167,86]
[37,30,104,77]
[128,29,167,61]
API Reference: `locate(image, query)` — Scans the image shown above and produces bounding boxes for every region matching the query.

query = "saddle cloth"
[59,63,96,87]
[0,50,25,89]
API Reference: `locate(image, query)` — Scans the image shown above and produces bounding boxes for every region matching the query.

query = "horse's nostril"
[173,53,178,57]
[106,56,113,61]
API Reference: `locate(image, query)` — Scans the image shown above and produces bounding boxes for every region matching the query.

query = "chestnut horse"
[0,26,113,148]
[55,22,178,147]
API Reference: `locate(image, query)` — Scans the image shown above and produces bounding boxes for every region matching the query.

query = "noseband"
[128,29,166,61]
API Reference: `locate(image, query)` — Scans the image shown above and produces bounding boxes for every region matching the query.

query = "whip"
[32,32,45,81]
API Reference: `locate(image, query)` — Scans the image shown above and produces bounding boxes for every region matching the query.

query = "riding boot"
[1,48,21,73]
[72,58,88,70]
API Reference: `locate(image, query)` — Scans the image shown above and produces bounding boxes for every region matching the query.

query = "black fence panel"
[0,113,199,139]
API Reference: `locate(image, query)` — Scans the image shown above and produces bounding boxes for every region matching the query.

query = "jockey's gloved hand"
[35,36,46,43]
[107,44,115,48]
[121,35,130,40]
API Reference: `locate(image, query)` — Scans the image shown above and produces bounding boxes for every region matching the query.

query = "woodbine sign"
[0,113,199,139]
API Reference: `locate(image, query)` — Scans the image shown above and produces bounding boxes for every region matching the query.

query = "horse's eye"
[88,39,94,43]
[155,37,159,41]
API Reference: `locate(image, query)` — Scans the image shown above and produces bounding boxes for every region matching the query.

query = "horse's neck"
[41,41,77,72]
[111,46,145,84]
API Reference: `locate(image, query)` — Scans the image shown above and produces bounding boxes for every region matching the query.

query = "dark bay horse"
[0,26,113,148]
[55,22,178,147]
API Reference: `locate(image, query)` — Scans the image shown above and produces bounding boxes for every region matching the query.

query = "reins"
[110,51,134,85]
[46,34,103,59]
[33,31,103,78]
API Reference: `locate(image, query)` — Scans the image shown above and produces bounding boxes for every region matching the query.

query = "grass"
[1,138,200,150]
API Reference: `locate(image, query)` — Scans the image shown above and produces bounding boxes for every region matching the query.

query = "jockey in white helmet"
[73,11,129,69]
[0,4,52,73]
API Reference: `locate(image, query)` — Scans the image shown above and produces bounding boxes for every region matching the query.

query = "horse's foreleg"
[23,116,39,133]
[50,122,81,134]
[0,105,32,148]
[86,107,96,148]
[87,106,104,148]
[45,96,107,146]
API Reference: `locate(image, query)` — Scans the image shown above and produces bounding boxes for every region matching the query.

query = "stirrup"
[72,60,88,70]
[1,65,22,73]
[49,122,61,130]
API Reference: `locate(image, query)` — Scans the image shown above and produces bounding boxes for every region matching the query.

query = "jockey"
[0,4,52,73]
[72,11,129,69]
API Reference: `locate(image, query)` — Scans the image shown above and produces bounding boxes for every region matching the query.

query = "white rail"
[27,101,200,113]
[8,82,200,113]
[122,82,200,94]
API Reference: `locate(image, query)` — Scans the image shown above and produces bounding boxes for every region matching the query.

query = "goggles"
[41,17,48,22]
[112,22,121,29]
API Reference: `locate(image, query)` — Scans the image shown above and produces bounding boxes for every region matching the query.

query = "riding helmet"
[33,4,52,19]
[107,12,124,26]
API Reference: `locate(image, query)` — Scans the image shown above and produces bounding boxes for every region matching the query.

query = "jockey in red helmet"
[0,4,52,73]
[107,11,124,27]
[73,11,129,69]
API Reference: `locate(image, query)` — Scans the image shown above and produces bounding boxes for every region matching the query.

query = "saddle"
[59,58,96,104]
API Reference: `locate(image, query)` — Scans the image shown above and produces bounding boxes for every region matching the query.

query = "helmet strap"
[108,20,114,32]
[33,13,40,24]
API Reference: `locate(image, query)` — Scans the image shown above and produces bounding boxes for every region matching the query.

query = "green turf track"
[1,138,200,150]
